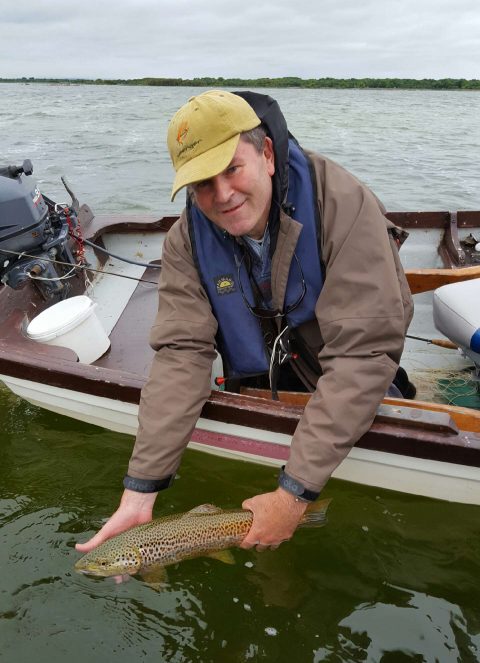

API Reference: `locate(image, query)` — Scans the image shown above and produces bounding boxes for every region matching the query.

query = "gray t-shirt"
[242,227,272,308]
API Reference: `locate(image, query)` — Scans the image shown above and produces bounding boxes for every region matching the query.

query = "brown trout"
[75,500,331,582]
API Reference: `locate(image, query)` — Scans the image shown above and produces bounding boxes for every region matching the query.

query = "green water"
[1,386,479,663]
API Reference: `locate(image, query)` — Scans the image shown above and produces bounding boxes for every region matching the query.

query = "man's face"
[191,136,275,240]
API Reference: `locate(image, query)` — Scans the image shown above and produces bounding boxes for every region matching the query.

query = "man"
[76,90,413,556]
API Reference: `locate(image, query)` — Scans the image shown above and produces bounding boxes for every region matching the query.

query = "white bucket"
[26,295,110,364]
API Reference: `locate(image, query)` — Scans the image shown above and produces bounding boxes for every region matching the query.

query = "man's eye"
[194,180,211,190]
[226,165,239,175]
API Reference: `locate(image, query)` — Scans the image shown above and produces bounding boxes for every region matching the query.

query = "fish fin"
[205,550,236,565]
[298,498,332,528]
[139,565,168,590]
[183,504,223,517]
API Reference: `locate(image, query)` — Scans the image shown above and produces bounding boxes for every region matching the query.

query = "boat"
[1,162,480,506]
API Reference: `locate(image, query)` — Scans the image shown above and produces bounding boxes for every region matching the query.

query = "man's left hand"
[240,487,308,552]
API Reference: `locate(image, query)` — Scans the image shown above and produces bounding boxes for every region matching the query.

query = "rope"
[0,248,158,286]
[28,266,77,282]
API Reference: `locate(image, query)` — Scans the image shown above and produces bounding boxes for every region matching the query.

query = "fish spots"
[76,507,253,578]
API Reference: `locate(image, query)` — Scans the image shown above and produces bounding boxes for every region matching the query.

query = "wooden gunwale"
[240,388,480,434]
[81,210,480,233]
[73,209,480,243]
[385,210,480,229]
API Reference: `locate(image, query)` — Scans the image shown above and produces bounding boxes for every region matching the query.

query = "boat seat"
[433,279,480,368]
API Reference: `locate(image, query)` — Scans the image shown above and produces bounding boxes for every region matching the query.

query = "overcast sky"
[1,0,479,80]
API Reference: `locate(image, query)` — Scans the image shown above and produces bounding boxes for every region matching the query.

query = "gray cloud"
[0,0,479,79]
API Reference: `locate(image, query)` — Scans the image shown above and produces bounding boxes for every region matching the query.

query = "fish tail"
[298,498,332,528]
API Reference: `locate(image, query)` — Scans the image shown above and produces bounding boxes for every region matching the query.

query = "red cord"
[65,208,86,265]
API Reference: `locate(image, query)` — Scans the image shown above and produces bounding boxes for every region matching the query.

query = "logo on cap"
[176,121,189,145]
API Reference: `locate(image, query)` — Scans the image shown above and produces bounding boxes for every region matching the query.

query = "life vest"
[188,139,324,378]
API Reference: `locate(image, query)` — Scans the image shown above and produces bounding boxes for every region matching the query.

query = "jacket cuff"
[123,474,174,493]
[278,467,320,502]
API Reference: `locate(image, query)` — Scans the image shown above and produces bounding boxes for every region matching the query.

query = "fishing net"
[411,366,480,408]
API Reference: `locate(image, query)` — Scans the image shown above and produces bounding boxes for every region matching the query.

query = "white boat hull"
[2,373,479,506]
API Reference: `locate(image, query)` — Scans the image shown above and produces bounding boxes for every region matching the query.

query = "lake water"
[1,84,480,662]
[1,84,479,214]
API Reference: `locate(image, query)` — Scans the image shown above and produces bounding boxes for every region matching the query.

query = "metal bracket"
[376,403,459,435]
[439,211,466,267]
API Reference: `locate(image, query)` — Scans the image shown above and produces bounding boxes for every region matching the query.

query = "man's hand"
[75,489,158,554]
[240,487,308,552]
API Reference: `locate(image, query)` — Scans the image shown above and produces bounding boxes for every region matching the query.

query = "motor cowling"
[0,160,80,299]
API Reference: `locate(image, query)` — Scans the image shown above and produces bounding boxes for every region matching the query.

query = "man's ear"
[264,137,275,176]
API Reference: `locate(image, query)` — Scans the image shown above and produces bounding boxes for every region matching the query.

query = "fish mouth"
[75,567,108,577]
[75,563,138,577]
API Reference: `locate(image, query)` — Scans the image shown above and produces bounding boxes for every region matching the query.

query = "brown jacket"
[128,151,413,494]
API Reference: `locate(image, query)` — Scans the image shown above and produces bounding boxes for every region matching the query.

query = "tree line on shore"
[2,76,479,90]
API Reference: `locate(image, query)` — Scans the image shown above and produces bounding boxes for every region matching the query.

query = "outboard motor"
[433,279,480,376]
[0,159,81,300]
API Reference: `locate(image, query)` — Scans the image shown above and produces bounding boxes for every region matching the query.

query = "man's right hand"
[75,489,158,554]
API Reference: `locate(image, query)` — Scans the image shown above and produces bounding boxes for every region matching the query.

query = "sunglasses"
[235,248,306,319]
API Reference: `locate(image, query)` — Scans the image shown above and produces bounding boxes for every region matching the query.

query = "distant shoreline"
[1,76,479,90]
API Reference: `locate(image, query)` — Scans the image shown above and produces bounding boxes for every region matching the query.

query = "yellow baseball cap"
[167,90,261,201]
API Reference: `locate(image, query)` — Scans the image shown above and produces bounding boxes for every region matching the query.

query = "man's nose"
[212,176,233,203]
